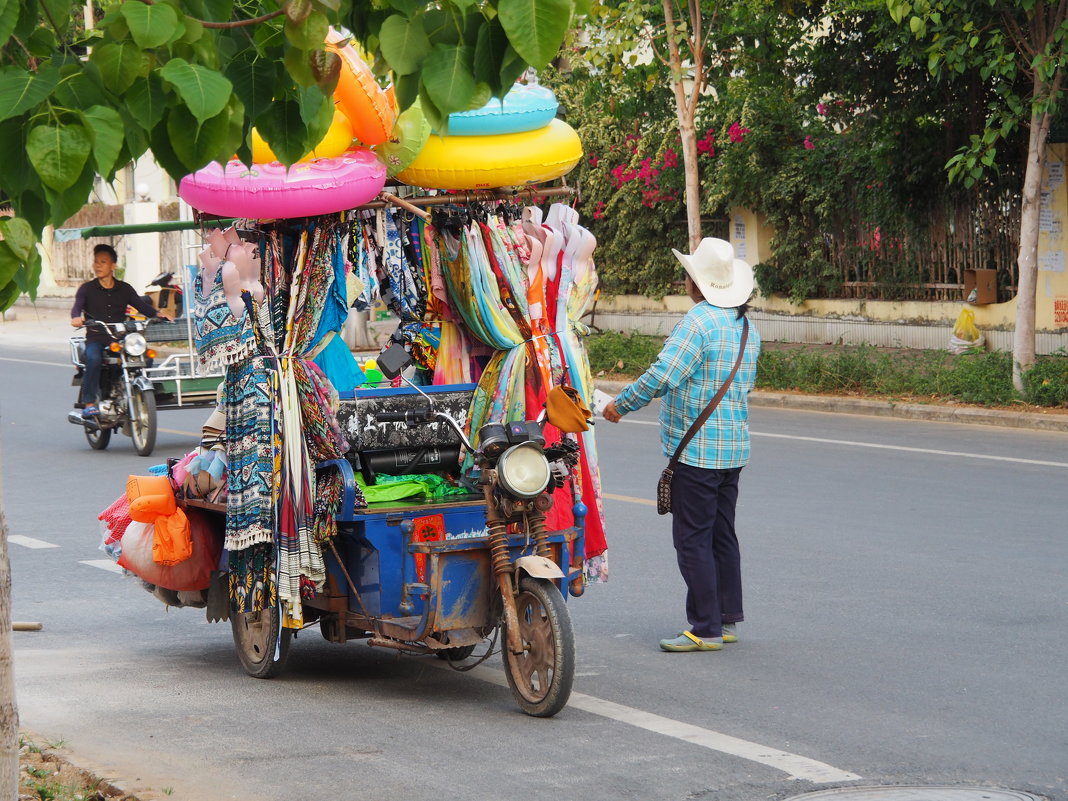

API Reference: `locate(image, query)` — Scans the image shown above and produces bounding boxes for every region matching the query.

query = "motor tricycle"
[68,318,161,456]
[183,345,588,717]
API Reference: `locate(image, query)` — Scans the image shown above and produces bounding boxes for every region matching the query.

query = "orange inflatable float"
[326,28,395,146]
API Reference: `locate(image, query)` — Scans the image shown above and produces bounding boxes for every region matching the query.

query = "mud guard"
[514,555,565,581]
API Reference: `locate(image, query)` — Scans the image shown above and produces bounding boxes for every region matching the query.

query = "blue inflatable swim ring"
[441,84,560,136]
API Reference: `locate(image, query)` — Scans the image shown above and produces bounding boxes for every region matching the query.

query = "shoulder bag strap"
[667,317,750,469]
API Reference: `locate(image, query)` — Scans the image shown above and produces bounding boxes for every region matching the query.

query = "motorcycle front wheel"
[502,577,575,718]
[84,423,111,450]
[130,388,157,457]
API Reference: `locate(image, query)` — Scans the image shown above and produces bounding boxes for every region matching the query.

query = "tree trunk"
[1012,97,1050,392]
[0,444,19,798]
[662,0,702,251]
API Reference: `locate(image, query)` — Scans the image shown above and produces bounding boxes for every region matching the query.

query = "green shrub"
[586,331,1068,408]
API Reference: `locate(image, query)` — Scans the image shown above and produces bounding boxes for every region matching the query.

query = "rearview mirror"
[376,342,412,380]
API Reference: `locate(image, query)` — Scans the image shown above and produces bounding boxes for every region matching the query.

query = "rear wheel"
[231,608,292,679]
[84,424,111,450]
[502,577,575,717]
[130,388,157,456]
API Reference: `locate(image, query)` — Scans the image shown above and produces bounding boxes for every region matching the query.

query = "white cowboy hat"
[671,237,754,308]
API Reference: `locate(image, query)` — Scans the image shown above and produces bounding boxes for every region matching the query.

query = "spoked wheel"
[84,422,111,450]
[502,577,575,717]
[230,608,292,679]
[130,389,157,457]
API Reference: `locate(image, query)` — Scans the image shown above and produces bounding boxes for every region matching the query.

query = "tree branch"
[132,0,288,29]
[995,2,1037,61]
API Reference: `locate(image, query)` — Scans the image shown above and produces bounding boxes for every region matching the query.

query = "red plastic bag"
[118,508,222,591]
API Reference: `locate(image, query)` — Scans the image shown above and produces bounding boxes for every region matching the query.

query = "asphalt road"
[2,340,1066,801]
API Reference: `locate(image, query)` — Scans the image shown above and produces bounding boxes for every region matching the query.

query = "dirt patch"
[19,737,143,801]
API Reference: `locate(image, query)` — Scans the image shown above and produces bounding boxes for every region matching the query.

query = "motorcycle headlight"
[496,442,551,499]
[124,332,148,357]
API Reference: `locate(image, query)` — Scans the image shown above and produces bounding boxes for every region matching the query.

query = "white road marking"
[8,535,59,549]
[452,663,861,783]
[0,355,69,368]
[620,418,1068,468]
[79,560,124,574]
[751,430,1068,468]
[159,427,200,437]
[603,492,655,507]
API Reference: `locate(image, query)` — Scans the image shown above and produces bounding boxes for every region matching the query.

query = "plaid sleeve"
[614,313,703,414]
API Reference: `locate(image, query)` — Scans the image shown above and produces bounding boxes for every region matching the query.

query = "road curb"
[594,381,1068,433]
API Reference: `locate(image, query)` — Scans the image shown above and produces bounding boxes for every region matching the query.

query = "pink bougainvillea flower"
[817,103,827,116]
[803,135,815,150]
[728,122,750,143]
[593,200,606,220]
[662,148,678,168]
[589,154,600,167]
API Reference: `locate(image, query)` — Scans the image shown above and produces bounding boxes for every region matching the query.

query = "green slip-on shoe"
[722,623,738,643]
[659,631,723,652]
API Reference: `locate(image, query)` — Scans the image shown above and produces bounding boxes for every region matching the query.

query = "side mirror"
[376,342,413,380]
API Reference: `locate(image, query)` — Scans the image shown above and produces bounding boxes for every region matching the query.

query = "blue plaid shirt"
[614,304,760,469]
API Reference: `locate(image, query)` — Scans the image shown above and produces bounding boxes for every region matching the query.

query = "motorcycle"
[68,318,160,456]
[216,343,587,717]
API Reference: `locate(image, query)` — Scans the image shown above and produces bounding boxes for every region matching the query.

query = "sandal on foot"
[722,623,738,644]
[81,404,99,418]
[660,631,723,652]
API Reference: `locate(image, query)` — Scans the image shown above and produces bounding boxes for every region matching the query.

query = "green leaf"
[121,0,178,49]
[498,44,528,94]
[90,41,149,93]
[226,57,279,122]
[418,86,447,134]
[573,0,592,16]
[497,0,570,68]
[422,44,476,116]
[44,160,96,226]
[159,58,232,122]
[0,271,20,311]
[474,18,509,96]
[0,0,20,51]
[167,105,231,171]
[0,243,19,291]
[0,65,59,122]
[394,72,420,111]
[309,48,341,95]
[52,63,109,110]
[26,123,92,192]
[78,105,124,177]
[297,84,334,136]
[389,0,424,16]
[39,0,70,37]
[286,0,313,25]
[254,101,309,166]
[285,10,329,49]
[380,14,431,75]
[14,252,42,301]
[0,118,41,197]
[284,46,317,87]
[0,216,34,263]
[423,9,461,46]
[126,74,168,130]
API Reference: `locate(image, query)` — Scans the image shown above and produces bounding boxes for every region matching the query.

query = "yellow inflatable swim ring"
[250,110,354,164]
[397,118,583,190]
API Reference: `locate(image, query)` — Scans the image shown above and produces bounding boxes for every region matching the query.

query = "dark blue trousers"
[670,462,744,639]
[79,340,104,405]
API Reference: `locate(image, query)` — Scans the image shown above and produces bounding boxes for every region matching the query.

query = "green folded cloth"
[356,472,469,503]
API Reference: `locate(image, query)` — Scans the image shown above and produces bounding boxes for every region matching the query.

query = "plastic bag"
[117,509,222,591]
[948,307,985,354]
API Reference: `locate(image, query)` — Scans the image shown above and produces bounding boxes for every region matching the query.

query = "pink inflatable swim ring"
[179,148,387,219]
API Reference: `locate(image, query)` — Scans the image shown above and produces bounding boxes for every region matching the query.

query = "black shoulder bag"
[656,318,750,515]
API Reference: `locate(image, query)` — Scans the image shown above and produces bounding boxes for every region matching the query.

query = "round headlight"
[496,442,551,499]
[124,332,148,357]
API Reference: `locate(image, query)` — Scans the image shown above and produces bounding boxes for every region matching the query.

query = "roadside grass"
[586,331,1068,408]
[18,735,137,801]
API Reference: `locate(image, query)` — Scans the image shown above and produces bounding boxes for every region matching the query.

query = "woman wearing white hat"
[604,238,760,652]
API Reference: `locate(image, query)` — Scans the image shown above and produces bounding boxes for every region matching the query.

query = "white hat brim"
[672,247,754,308]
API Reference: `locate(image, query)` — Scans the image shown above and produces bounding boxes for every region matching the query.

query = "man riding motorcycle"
[69,244,170,417]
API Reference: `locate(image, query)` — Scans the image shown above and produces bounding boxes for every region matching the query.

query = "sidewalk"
[7,297,1067,433]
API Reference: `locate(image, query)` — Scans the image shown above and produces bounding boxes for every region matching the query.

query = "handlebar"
[374,409,432,424]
